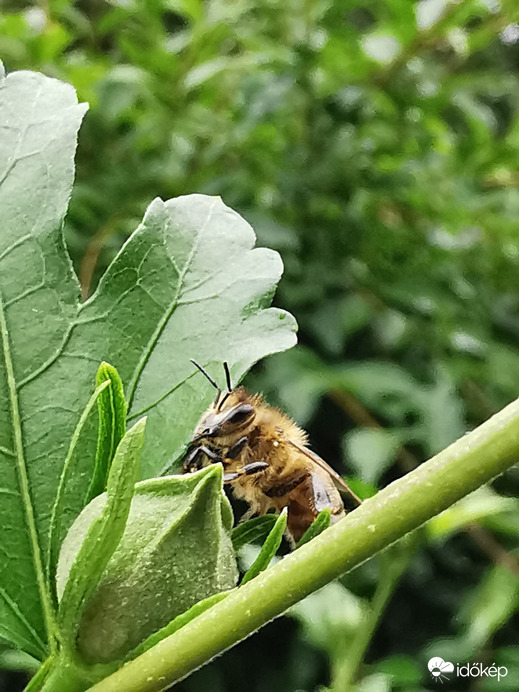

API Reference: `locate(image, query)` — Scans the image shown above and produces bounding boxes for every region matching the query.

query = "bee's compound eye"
[229,404,254,424]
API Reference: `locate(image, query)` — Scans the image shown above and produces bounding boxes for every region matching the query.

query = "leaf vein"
[0,293,56,653]
[126,373,194,421]
[125,197,217,410]
[0,486,19,496]
[16,324,74,391]
[4,281,46,309]
[0,587,46,655]
[0,234,34,264]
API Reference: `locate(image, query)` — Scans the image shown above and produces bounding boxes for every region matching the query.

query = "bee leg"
[285,530,297,551]
[239,507,256,523]
[223,471,241,482]
[242,461,269,475]
[183,445,220,472]
[200,446,220,462]
[183,446,202,472]
[223,461,268,483]
[226,436,248,459]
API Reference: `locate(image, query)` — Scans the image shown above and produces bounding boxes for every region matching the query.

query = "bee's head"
[190,361,256,442]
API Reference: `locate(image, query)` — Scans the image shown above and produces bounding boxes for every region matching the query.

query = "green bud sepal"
[56,464,238,665]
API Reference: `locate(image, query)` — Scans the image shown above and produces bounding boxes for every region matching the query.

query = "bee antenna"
[223,362,232,392]
[214,363,234,411]
[191,359,220,392]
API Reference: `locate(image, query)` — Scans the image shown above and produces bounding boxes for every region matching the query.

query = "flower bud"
[56,464,238,664]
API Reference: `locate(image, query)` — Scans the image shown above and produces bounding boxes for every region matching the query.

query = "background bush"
[1,1,518,690]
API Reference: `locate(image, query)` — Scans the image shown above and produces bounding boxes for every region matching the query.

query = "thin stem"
[88,397,519,692]
[25,656,55,692]
[330,543,415,691]
[331,578,395,692]
[466,524,519,578]
[79,215,123,301]
[37,654,92,692]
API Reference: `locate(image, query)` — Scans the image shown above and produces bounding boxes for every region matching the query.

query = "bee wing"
[286,438,362,506]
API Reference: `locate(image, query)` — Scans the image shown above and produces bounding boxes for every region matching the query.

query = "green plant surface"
[68,465,237,665]
[0,67,296,663]
[241,508,287,585]
[46,377,111,592]
[129,591,230,660]
[0,70,87,659]
[1,1,519,688]
[28,418,147,692]
[231,515,278,551]
[56,417,146,651]
[296,508,332,548]
[85,362,127,503]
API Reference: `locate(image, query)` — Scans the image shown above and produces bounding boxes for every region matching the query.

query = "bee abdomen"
[264,474,307,498]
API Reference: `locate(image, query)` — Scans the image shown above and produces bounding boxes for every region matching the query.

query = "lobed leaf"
[73,194,297,478]
[0,70,87,657]
[0,69,296,656]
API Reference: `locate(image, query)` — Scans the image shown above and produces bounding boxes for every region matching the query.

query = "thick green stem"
[88,397,519,692]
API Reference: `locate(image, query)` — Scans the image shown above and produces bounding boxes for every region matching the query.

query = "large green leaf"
[0,70,87,658]
[0,70,296,657]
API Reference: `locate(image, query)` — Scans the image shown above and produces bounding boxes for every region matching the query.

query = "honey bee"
[182,361,361,546]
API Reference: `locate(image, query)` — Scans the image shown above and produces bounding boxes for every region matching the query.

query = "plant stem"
[35,654,91,692]
[330,542,415,691]
[88,397,519,692]
[330,578,395,692]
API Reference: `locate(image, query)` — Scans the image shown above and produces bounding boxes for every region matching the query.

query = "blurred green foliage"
[1,0,518,689]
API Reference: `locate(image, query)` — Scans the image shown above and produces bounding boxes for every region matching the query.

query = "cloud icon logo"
[428,657,454,683]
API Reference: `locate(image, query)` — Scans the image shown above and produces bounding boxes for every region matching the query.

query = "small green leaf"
[47,379,111,589]
[128,591,230,659]
[232,515,278,551]
[296,508,331,548]
[56,417,146,648]
[241,508,287,585]
[459,564,519,650]
[288,582,365,653]
[427,487,519,539]
[343,428,402,484]
[345,477,378,500]
[86,362,127,503]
